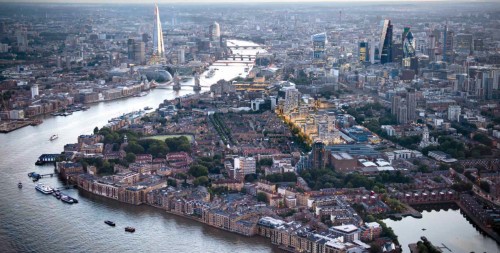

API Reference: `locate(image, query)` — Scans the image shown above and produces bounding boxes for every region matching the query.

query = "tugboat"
[49,134,58,141]
[18,182,22,188]
[105,220,116,227]
[125,227,135,233]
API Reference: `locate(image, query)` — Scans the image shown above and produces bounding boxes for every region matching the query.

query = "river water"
[384,207,500,253]
[0,40,277,253]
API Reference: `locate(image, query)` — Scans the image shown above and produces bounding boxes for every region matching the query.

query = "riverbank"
[455,200,500,244]
[0,119,42,133]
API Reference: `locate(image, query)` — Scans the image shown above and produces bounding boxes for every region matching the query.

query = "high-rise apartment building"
[407,91,416,122]
[448,105,461,122]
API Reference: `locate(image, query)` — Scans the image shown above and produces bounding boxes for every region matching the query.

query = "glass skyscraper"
[379,19,393,64]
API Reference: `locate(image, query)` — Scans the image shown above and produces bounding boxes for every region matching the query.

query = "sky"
[0,0,476,3]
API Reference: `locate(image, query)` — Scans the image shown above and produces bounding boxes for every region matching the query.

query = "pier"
[28,172,56,181]
[35,154,60,165]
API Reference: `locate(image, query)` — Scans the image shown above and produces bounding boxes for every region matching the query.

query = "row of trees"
[300,167,413,191]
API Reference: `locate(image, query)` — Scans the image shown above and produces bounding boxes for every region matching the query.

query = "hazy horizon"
[0,0,496,4]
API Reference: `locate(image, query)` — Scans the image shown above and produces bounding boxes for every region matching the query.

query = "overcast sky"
[0,0,473,3]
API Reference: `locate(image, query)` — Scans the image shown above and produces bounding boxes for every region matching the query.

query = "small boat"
[49,134,58,141]
[60,194,76,204]
[205,69,216,78]
[35,183,54,194]
[422,228,426,231]
[18,182,22,188]
[144,106,153,110]
[105,220,116,227]
[137,91,149,97]
[53,190,61,199]
[125,226,135,233]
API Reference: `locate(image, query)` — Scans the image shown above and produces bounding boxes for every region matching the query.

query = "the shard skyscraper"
[152,4,165,62]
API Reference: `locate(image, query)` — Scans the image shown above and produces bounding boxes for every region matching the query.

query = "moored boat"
[205,68,216,78]
[105,220,116,226]
[60,194,75,204]
[53,190,61,199]
[35,183,54,194]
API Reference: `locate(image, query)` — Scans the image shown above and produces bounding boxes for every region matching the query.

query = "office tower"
[391,95,401,115]
[359,41,369,63]
[142,33,149,43]
[392,42,404,64]
[128,39,145,64]
[134,41,146,64]
[369,39,376,64]
[209,21,221,41]
[428,34,436,61]
[402,27,416,58]
[448,105,461,122]
[379,20,393,64]
[484,77,493,100]
[407,91,416,122]
[152,4,165,60]
[128,39,135,60]
[312,32,327,60]
[443,25,454,62]
[455,34,473,53]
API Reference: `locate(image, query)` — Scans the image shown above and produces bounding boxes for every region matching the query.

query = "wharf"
[0,120,41,133]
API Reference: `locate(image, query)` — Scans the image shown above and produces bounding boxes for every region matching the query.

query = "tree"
[258,158,273,167]
[256,192,268,203]
[193,176,209,186]
[165,136,191,152]
[93,126,99,134]
[473,133,492,146]
[480,180,491,193]
[124,142,145,154]
[167,178,177,187]
[125,153,136,163]
[188,165,208,178]
[369,243,382,253]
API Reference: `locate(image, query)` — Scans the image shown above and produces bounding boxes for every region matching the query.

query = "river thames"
[0,40,277,253]
[0,40,499,252]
